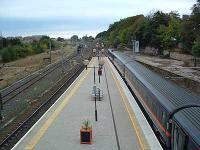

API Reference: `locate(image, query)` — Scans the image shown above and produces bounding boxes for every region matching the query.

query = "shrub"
[2,47,17,62]
[192,39,200,57]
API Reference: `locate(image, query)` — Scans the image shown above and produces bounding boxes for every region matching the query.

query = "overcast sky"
[0,0,196,38]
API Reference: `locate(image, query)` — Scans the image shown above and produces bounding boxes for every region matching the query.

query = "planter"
[80,127,92,144]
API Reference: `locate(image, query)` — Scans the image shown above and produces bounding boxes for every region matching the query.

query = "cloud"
[0,0,196,37]
[0,0,196,19]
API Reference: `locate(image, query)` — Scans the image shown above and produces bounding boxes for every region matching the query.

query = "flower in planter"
[80,120,92,144]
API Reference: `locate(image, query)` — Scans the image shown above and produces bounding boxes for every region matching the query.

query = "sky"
[0,0,196,38]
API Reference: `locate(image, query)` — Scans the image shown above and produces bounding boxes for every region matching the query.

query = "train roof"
[173,107,200,147]
[111,50,200,112]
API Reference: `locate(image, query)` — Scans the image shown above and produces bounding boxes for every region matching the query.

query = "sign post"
[133,40,139,54]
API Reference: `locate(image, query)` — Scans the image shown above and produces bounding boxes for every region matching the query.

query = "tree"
[71,35,79,45]
[191,0,200,35]
[57,37,64,42]
[1,46,17,62]
[113,37,120,48]
[96,31,107,39]
[104,15,145,48]
[192,38,200,57]
[141,11,171,49]
[168,11,180,19]
[158,17,181,50]
[192,37,200,66]
[180,19,196,53]
[180,0,200,53]
[31,40,43,54]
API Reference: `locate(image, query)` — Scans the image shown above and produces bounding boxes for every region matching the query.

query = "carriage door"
[171,123,186,150]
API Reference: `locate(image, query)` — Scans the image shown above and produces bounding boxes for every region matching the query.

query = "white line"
[12,68,85,150]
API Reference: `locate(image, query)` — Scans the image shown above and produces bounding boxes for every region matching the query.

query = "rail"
[0,64,85,149]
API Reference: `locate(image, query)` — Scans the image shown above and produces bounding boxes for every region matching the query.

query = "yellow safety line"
[107,60,148,150]
[25,60,94,150]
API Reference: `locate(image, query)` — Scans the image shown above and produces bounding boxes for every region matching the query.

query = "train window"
[157,105,161,119]
[162,111,166,123]
[172,124,186,150]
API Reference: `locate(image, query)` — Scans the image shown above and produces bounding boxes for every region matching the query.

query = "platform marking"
[104,66,121,150]
[107,60,149,150]
[24,60,94,150]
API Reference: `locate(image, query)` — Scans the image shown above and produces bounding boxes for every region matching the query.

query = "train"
[108,49,200,150]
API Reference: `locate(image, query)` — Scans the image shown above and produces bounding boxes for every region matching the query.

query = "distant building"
[16,36,23,40]
[182,15,190,20]
[7,37,18,40]
[22,35,44,43]
[57,37,64,42]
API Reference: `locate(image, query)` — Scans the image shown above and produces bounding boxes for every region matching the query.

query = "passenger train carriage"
[108,49,200,150]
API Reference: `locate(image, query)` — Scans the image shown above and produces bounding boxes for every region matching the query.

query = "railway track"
[0,45,93,149]
[1,52,78,104]
[0,64,85,150]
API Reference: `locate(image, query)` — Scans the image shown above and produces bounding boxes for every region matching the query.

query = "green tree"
[191,0,200,35]
[192,37,200,56]
[180,19,196,52]
[2,46,17,62]
[31,40,43,54]
[39,36,50,49]
[96,31,107,39]
[71,35,79,45]
[158,17,181,50]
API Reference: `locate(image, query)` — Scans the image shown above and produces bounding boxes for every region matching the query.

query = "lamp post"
[83,59,105,121]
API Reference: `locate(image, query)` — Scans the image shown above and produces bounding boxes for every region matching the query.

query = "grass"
[0,44,75,89]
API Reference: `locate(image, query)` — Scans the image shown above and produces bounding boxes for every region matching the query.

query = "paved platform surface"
[134,54,200,83]
[12,57,162,150]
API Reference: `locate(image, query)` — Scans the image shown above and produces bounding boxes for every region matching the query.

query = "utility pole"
[61,45,65,73]
[0,31,3,49]
[49,38,52,63]
[0,92,3,120]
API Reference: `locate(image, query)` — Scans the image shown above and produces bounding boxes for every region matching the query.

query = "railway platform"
[12,57,162,150]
